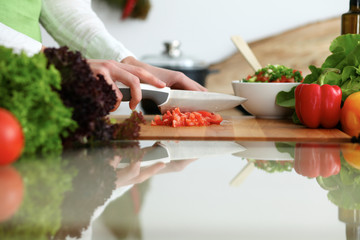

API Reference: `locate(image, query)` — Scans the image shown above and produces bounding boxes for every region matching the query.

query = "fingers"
[88,58,209,113]
[166,71,208,92]
[117,63,166,88]
[173,76,208,91]
[157,159,198,174]
[115,161,166,187]
[121,56,207,92]
[100,71,122,111]
[88,59,143,110]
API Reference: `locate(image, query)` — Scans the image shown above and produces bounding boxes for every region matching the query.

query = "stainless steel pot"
[142,40,216,86]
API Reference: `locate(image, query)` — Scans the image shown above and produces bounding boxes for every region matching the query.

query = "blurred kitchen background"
[41,0,347,114]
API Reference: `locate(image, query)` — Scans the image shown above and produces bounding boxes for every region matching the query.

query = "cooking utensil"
[231,35,262,71]
[230,162,255,187]
[116,82,247,114]
[231,35,262,115]
[232,81,300,119]
[141,40,215,87]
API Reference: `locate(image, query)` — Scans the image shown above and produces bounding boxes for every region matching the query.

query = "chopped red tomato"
[244,65,303,83]
[151,108,223,127]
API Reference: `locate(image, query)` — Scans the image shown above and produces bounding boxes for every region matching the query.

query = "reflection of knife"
[116,82,247,114]
[232,141,294,161]
[157,141,245,160]
[117,143,170,168]
[117,141,245,168]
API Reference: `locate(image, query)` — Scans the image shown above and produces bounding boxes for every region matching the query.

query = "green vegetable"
[0,46,145,156]
[244,64,303,83]
[44,47,146,143]
[276,34,360,122]
[113,110,146,140]
[0,46,77,155]
[44,47,117,143]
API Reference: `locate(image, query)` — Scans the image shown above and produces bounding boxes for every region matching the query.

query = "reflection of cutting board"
[138,115,350,142]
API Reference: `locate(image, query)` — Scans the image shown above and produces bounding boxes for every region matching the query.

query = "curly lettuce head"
[0,46,77,155]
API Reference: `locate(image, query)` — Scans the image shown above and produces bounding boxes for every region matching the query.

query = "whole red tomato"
[0,108,24,165]
[0,166,24,222]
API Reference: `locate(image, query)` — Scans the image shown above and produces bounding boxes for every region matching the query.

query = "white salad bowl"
[232,80,300,119]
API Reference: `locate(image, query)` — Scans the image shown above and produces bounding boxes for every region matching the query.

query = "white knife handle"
[116,82,170,105]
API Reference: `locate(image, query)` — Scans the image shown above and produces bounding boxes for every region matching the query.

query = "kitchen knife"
[116,82,247,113]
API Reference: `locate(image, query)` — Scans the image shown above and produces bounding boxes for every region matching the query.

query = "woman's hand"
[87,56,207,112]
[109,155,165,188]
[121,56,207,91]
[87,59,166,111]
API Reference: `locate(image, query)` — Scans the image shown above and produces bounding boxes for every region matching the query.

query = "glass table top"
[1,140,360,240]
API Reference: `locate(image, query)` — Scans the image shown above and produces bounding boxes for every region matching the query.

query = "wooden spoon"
[229,36,260,186]
[231,35,262,71]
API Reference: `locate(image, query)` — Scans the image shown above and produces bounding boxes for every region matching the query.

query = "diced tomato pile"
[151,108,223,127]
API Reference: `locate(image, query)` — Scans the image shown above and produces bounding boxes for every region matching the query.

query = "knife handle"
[116,82,170,105]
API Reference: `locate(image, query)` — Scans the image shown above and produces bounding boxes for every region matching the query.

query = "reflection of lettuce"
[0,155,76,240]
[54,145,119,240]
[275,142,296,159]
[250,142,295,173]
[0,141,144,240]
[55,141,143,240]
[317,157,360,210]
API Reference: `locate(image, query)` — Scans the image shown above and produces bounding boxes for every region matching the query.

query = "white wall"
[42,0,346,65]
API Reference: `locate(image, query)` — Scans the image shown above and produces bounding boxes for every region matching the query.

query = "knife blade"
[116,82,247,113]
[117,142,171,168]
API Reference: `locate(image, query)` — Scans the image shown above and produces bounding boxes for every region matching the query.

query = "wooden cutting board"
[135,115,351,142]
[111,18,348,143]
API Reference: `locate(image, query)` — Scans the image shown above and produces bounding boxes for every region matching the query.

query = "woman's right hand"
[87,59,166,111]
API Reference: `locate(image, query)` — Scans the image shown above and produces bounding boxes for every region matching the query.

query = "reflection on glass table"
[1,140,360,240]
[0,140,244,240]
[232,141,360,240]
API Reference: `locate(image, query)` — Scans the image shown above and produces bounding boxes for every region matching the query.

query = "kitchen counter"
[1,17,357,240]
[1,114,359,240]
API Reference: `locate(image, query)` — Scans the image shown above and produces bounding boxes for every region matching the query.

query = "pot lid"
[141,40,208,70]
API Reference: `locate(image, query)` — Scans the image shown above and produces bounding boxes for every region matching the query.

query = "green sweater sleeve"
[0,0,42,42]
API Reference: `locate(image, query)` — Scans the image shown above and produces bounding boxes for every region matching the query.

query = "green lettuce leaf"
[275,34,360,124]
[0,46,77,155]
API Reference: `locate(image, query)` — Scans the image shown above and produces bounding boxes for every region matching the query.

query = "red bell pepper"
[295,83,342,128]
[294,143,341,178]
